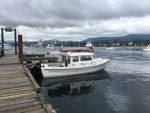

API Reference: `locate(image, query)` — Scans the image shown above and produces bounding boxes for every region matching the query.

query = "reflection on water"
[42,70,109,97]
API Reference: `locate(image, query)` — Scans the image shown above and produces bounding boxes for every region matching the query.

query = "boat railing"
[93,54,113,60]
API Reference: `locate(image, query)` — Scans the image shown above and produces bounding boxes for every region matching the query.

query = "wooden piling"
[18,35,23,64]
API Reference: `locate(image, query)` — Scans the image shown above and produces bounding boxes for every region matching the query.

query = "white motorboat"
[143,44,150,51]
[106,37,115,50]
[86,41,94,52]
[106,46,115,50]
[86,41,93,48]
[23,44,28,49]
[46,44,55,49]
[24,46,28,49]
[0,44,12,50]
[41,48,112,78]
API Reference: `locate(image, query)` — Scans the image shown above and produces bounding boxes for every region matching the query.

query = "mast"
[109,37,111,46]
[124,40,125,46]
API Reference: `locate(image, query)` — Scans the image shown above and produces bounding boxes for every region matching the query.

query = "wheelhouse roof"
[60,52,94,57]
[49,51,94,57]
[61,47,93,53]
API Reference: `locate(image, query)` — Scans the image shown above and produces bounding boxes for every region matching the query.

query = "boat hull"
[41,60,110,78]
[4,48,12,50]
[143,49,150,51]
[0,46,12,50]
[106,47,115,50]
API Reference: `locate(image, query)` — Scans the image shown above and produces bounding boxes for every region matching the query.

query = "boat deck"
[0,55,54,113]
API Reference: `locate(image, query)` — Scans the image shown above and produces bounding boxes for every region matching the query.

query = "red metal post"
[18,35,22,64]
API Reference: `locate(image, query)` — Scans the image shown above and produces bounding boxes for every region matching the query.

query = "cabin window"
[80,56,92,61]
[62,56,66,62]
[72,56,79,62]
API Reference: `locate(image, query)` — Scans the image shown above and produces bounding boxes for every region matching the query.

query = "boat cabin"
[59,52,94,67]
[42,48,111,78]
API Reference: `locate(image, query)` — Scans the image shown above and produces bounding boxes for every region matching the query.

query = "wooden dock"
[0,54,55,113]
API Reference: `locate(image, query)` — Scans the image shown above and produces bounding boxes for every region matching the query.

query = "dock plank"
[0,77,29,84]
[0,71,26,75]
[0,81,32,90]
[1,104,43,113]
[0,75,27,80]
[0,64,22,68]
[0,88,35,98]
[0,86,34,95]
[0,99,39,112]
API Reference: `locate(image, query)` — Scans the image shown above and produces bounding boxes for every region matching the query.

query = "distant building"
[39,39,43,46]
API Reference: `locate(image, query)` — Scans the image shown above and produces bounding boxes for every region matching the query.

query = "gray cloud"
[1,0,150,41]
[1,0,150,28]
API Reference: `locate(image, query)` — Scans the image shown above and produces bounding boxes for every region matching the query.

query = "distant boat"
[23,44,28,49]
[143,44,150,51]
[50,45,55,49]
[86,41,93,48]
[23,33,28,49]
[24,46,28,49]
[0,44,12,50]
[106,46,115,50]
[46,44,51,48]
[86,41,94,52]
[46,44,55,49]
[121,40,126,48]
[106,37,115,50]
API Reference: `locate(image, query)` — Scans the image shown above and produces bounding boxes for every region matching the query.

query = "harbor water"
[6,47,150,113]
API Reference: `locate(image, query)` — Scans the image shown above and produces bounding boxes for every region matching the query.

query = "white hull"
[4,47,12,50]
[23,46,28,49]
[86,41,93,48]
[41,59,110,78]
[46,44,55,49]
[143,45,150,51]
[106,47,115,50]
[0,45,12,50]
[46,47,55,49]
[143,49,150,51]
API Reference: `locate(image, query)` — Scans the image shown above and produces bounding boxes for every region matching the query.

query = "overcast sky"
[1,0,150,41]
